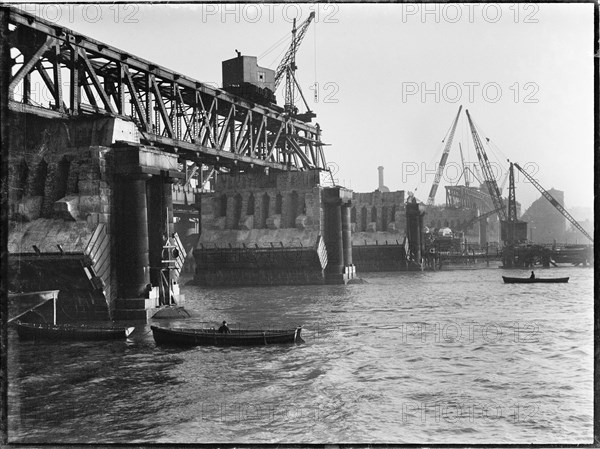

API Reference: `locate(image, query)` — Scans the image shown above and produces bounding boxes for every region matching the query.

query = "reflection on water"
[8,267,593,443]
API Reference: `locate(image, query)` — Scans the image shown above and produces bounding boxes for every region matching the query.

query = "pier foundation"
[193,171,358,286]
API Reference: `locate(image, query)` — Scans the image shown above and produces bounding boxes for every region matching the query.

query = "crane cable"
[470,116,511,177]
[313,18,318,103]
[258,30,291,62]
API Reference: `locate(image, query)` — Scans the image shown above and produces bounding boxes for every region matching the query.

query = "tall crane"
[513,162,593,243]
[465,109,507,222]
[503,161,525,244]
[507,162,518,223]
[459,143,469,188]
[457,207,504,232]
[427,105,463,206]
[273,12,315,120]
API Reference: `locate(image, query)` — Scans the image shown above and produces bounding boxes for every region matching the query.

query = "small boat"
[151,325,302,346]
[502,276,569,284]
[14,321,135,341]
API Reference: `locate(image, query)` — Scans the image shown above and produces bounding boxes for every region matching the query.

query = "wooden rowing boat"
[502,276,569,284]
[151,325,302,346]
[14,321,135,341]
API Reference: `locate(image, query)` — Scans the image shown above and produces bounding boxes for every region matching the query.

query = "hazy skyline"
[16,2,595,211]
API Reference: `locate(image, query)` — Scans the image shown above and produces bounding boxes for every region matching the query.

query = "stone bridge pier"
[110,144,185,319]
[323,187,356,283]
[7,114,186,321]
[193,170,358,286]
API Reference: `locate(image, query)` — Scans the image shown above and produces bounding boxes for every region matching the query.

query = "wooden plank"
[84,223,104,256]
[86,227,105,260]
[94,247,110,276]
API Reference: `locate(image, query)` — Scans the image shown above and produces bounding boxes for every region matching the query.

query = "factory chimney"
[377,166,390,192]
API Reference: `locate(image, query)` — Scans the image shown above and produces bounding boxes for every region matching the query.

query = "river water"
[7,266,594,444]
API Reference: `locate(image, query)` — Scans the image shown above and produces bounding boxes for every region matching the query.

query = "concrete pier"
[7,114,185,321]
[192,171,358,286]
[116,173,151,299]
[341,204,355,278]
[323,187,355,284]
[406,198,426,266]
[323,193,343,280]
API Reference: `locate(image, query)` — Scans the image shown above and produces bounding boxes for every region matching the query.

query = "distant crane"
[273,12,316,121]
[512,162,593,243]
[459,143,469,188]
[427,105,463,206]
[471,163,483,185]
[504,161,526,244]
[457,207,504,233]
[465,109,507,222]
[507,162,518,224]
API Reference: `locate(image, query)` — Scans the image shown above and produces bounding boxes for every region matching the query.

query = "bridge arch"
[54,157,71,201]
[260,193,270,228]
[219,194,227,217]
[287,191,299,227]
[361,206,367,231]
[382,206,389,231]
[232,193,242,229]
[14,159,29,201]
[29,159,48,197]
[247,193,255,216]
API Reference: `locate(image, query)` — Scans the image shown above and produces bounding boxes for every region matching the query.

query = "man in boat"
[530,271,535,279]
[218,321,231,334]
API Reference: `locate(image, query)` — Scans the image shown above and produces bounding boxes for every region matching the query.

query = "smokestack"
[378,166,384,190]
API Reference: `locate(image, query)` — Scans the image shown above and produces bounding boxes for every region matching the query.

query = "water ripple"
[7,267,593,444]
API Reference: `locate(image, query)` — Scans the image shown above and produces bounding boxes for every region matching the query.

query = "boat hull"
[151,325,302,346]
[15,321,134,341]
[502,276,569,284]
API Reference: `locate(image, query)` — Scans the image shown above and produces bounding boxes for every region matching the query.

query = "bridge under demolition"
[7,7,587,324]
[4,7,430,322]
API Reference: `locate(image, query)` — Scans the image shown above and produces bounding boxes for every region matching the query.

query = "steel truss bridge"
[445,185,493,212]
[2,6,328,176]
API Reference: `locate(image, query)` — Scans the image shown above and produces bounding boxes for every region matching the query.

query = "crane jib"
[513,162,593,243]
[426,105,462,206]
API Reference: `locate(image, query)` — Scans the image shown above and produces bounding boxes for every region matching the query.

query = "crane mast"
[273,12,315,118]
[457,207,503,232]
[465,109,507,221]
[513,162,593,243]
[507,162,518,222]
[427,105,462,206]
[459,143,469,188]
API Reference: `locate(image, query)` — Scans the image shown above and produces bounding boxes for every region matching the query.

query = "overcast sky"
[18,2,595,212]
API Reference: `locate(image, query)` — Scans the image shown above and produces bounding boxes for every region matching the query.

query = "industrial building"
[521,189,567,243]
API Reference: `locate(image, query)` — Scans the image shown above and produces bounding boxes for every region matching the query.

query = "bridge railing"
[172,185,201,206]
